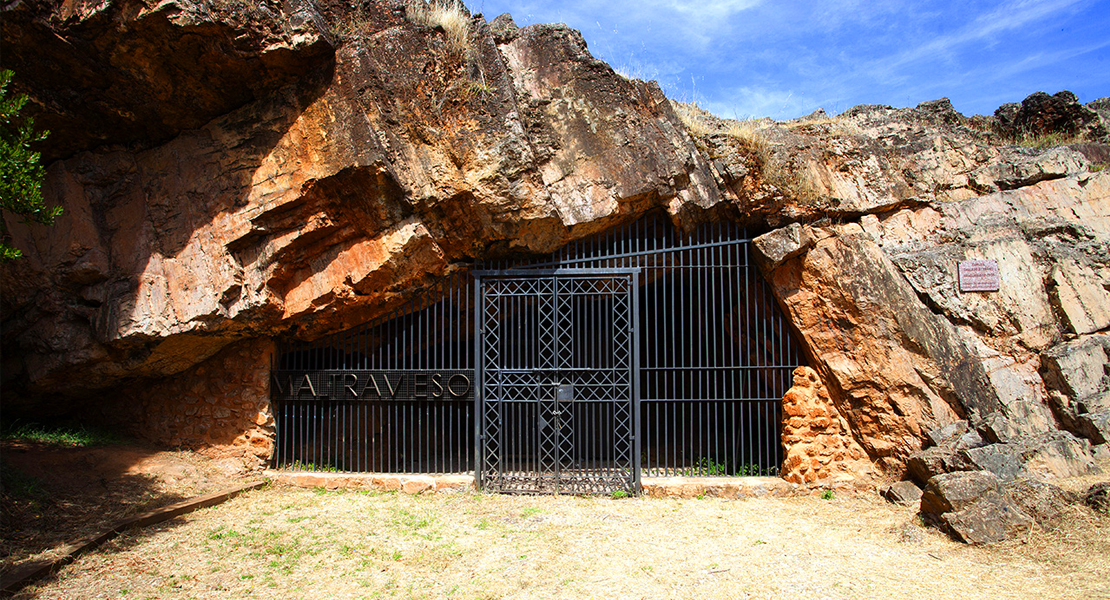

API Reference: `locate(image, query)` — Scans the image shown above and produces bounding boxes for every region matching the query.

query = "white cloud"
[702,86,819,120]
[880,0,1089,70]
[646,0,762,20]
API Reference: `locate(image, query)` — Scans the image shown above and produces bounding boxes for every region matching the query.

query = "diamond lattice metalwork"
[476,269,640,495]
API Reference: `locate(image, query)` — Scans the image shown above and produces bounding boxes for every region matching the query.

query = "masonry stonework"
[91,338,276,468]
[780,366,872,484]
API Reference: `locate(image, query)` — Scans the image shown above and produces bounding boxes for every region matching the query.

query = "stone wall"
[780,366,872,484]
[86,338,275,467]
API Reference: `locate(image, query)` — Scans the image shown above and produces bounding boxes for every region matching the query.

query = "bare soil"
[1,440,256,577]
[4,444,1109,599]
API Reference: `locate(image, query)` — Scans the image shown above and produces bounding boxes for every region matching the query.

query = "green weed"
[694,457,729,476]
[1,421,123,446]
[0,466,46,500]
[290,460,339,473]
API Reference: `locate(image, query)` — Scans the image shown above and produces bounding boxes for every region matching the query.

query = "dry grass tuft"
[671,100,770,151]
[783,114,862,137]
[671,100,824,203]
[406,0,471,55]
[1014,130,1087,149]
[671,100,715,137]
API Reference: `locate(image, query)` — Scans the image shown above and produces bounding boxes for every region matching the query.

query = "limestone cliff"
[2,0,1108,479]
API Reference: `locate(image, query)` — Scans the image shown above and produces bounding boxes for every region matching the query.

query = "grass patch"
[1014,131,1086,149]
[21,486,1110,599]
[0,465,47,500]
[1,421,124,447]
[782,113,861,137]
[286,460,339,472]
[671,100,822,203]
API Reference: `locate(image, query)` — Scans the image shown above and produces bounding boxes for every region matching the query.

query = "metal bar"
[472,267,641,276]
[517,237,753,270]
[473,275,484,488]
[631,269,642,492]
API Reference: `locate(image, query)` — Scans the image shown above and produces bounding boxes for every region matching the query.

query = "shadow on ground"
[0,436,250,580]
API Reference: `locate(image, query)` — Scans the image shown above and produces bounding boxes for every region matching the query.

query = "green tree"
[1,69,61,261]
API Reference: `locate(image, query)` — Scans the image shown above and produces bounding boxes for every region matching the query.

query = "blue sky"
[467,0,1110,119]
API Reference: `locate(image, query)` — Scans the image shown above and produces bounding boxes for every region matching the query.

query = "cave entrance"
[269,211,807,490]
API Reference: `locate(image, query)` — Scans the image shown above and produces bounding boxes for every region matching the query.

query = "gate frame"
[473,268,642,494]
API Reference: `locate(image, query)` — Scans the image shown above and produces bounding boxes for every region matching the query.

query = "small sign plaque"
[959,260,1000,292]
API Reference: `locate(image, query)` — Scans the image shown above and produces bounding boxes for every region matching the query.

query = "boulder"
[920,470,1034,544]
[1083,412,1110,446]
[921,471,1002,515]
[1016,431,1100,479]
[1042,334,1110,444]
[881,481,924,505]
[1095,444,1110,462]
[1003,478,1079,528]
[968,147,1089,193]
[753,223,811,271]
[994,90,1107,143]
[980,401,1054,444]
[960,431,1099,482]
[960,444,1026,481]
[1086,482,1110,513]
[907,445,971,486]
[926,421,969,448]
[941,490,1034,544]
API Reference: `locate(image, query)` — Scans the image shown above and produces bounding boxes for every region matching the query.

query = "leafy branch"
[1,69,61,261]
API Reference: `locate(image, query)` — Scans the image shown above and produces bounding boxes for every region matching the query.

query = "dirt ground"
[2,455,1107,600]
[1,440,258,576]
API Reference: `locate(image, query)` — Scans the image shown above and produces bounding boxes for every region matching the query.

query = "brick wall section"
[780,366,874,484]
[97,338,275,467]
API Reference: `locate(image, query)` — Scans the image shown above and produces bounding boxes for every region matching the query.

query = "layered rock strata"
[2,0,720,417]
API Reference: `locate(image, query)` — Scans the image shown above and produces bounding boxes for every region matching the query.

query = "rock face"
[1,0,334,163]
[1042,334,1110,444]
[756,170,1110,475]
[89,338,277,466]
[994,91,1109,144]
[1,0,1108,483]
[2,0,719,415]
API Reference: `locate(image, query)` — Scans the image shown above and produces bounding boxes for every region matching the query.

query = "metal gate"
[475,269,640,494]
[271,212,806,487]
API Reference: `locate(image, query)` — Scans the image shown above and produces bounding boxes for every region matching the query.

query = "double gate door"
[475,269,640,494]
